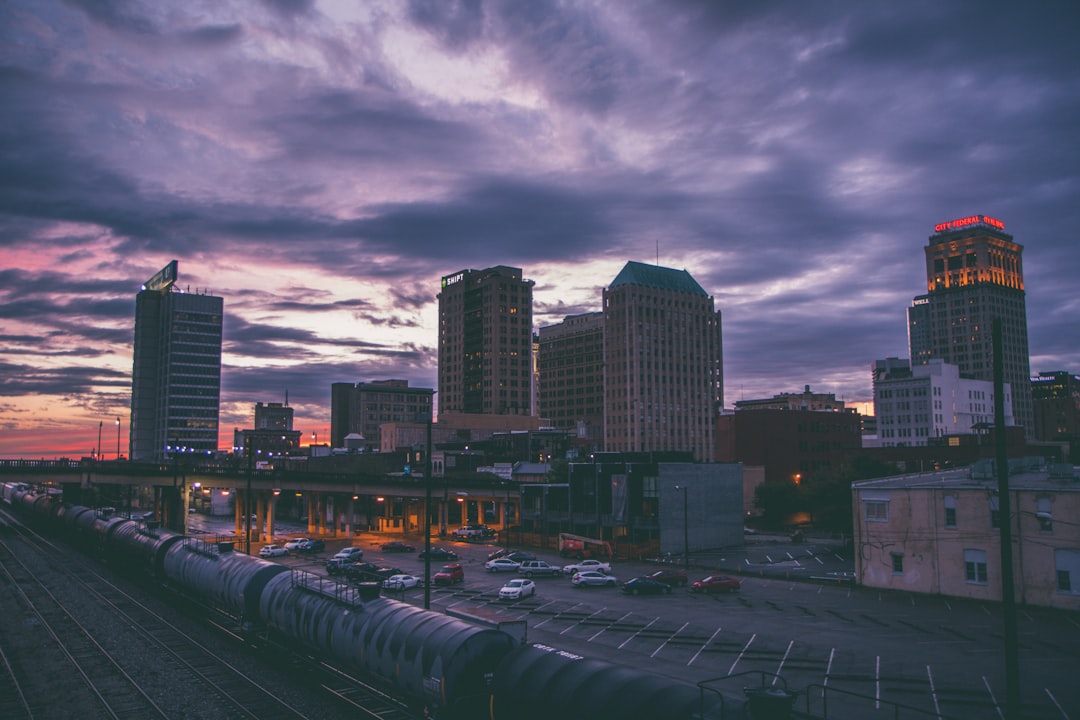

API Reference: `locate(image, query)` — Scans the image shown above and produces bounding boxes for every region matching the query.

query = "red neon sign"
[934,215,1004,233]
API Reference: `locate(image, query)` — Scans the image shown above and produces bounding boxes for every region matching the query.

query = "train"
[1,482,725,720]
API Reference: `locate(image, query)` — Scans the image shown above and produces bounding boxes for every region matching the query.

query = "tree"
[753,481,802,529]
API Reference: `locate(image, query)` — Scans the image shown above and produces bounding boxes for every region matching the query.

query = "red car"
[645,568,688,587]
[433,563,465,585]
[690,575,741,594]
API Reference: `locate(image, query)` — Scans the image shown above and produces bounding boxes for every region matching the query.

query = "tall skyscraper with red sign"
[907,215,1033,434]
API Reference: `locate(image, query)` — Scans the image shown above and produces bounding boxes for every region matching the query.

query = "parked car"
[487,547,513,561]
[284,538,311,552]
[417,547,458,561]
[499,578,536,600]
[332,547,365,562]
[621,577,673,595]
[259,545,288,558]
[571,571,618,588]
[690,575,742,594]
[484,557,521,573]
[371,566,405,581]
[644,568,689,587]
[433,563,465,585]
[518,560,562,578]
[343,562,380,581]
[326,557,365,575]
[383,574,423,591]
[562,559,612,575]
[380,541,416,553]
[298,538,325,553]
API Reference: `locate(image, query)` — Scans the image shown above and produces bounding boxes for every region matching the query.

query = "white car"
[499,578,536,600]
[562,559,612,575]
[259,545,288,558]
[284,538,311,552]
[571,571,618,588]
[383,574,422,591]
[484,557,521,572]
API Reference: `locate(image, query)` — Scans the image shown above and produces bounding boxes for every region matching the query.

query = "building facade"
[734,385,846,412]
[715,407,863,485]
[872,358,1013,447]
[1031,371,1080,445]
[536,312,604,444]
[853,461,1080,611]
[330,379,434,450]
[602,262,723,462]
[437,266,534,416]
[907,215,1033,434]
[254,401,293,431]
[129,260,223,462]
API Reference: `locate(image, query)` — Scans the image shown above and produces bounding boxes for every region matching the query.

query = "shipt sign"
[934,215,1005,233]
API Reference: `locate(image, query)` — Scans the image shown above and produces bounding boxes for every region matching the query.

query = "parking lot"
[193,516,1079,719]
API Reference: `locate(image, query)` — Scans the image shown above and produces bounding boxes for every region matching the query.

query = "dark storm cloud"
[407,0,485,51]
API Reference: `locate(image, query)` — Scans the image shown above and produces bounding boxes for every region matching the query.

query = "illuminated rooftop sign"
[934,215,1004,233]
[143,260,178,291]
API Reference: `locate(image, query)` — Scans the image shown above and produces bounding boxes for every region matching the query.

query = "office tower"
[254,401,293,431]
[129,260,223,461]
[907,215,1033,433]
[329,379,434,450]
[602,261,723,461]
[437,266,534,416]
[1031,371,1080,442]
[537,312,604,443]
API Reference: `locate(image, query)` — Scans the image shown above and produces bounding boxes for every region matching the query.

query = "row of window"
[866,497,1055,532]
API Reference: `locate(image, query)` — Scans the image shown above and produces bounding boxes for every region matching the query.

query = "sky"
[2,0,1079,459]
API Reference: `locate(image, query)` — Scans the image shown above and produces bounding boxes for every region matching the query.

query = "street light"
[116,416,121,459]
[674,484,689,569]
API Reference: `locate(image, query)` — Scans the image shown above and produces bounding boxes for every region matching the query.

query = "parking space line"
[944,599,952,611]
[688,624,723,666]
[875,656,881,709]
[772,640,794,685]
[562,607,606,635]
[618,616,659,649]
[766,554,774,563]
[589,611,631,642]
[814,556,824,565]
[534,601,583,628]
[824,647,835,687]
[981,676,1005,720]
[833,553,844,561]
[927,665,941,719]
[651,621,689,658]
[727,633,756,676]
[1045,688,1070,719]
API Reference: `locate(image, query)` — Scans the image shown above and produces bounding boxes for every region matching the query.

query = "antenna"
[656,238,659,266]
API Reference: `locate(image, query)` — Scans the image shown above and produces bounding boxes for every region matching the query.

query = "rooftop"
[608,261,707,296]
[852,459,1078,492]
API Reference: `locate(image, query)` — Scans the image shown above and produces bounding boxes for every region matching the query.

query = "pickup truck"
[451,524,495,540]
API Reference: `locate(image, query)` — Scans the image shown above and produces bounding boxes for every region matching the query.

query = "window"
[1055,549,1080,595]
[865,501,889,522]
[944,496,956,528]
[964,549,988,585]
[989,495,1000,530]
[1037,497,1053,532]
[891,553,904,574]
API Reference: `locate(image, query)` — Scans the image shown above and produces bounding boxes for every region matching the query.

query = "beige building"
[853,460,1080,610]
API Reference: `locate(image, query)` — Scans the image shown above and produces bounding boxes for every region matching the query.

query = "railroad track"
[0,512,422,720]
[0,536,169,719]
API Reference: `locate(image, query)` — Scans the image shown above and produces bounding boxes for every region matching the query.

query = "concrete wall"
[659,463,743,554]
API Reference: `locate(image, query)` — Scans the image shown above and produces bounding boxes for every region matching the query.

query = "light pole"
[116,416,121,459]
[97,421,103,460]
[591,455,601,541]
[674,484,689,569]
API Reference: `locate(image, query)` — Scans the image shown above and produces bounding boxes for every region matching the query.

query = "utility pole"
[994,319,1021,720]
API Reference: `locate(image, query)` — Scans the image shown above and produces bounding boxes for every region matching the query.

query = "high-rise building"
[129,260,223,461]
[1031,371,1080,443]
[329,380,434,450]
[602,261,723,461]
[437,266,534,416]
[907,215,1033,433]
[537,312,604,443]
[254,401,293,431]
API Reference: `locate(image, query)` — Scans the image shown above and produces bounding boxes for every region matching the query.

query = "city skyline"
[2,1,1078,458]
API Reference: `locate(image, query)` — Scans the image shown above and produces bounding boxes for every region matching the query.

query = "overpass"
[0,458,521,547]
